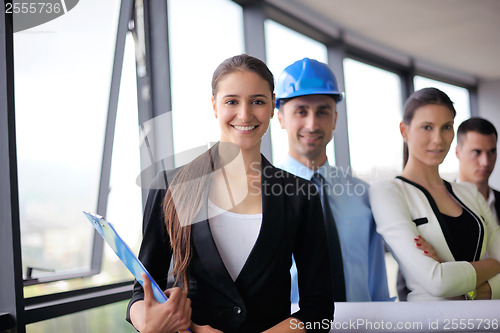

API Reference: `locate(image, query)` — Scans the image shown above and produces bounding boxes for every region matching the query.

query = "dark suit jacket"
[493,189,500,226]
[126,153,334,333]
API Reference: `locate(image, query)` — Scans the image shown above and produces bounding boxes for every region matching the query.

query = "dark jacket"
[126,153,334,333]
[493,189,500,225]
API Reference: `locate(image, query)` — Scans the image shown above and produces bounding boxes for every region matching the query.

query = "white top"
[208,200,262,281]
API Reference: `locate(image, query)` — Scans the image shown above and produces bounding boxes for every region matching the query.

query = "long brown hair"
[163,54,274,289]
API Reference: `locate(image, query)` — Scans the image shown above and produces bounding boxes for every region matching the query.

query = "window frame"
[1,2,25,331]
[17,0,133,290]
[0,0,138,329]
[19,0,173,325]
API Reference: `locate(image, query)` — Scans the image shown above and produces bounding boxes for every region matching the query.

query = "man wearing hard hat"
[275,58,391,302]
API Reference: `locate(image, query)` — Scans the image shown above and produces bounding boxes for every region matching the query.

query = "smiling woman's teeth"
[233,125,256,131]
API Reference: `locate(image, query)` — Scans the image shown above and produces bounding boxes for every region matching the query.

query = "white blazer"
[369,177,500,301]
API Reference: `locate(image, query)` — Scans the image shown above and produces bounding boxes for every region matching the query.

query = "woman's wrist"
[475,282,493,300]
[129,300,145,331]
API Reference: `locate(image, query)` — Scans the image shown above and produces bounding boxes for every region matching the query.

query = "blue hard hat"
[275,58,343,108]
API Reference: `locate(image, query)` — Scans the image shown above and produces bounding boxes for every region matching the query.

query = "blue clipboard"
[83,211,168,303]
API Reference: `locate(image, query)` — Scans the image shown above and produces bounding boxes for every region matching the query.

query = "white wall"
[478,79,500,190]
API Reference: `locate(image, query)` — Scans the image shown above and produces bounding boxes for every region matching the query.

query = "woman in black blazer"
[127,54,334,332]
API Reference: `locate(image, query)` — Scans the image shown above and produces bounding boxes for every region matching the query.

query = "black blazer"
[493,189,500,226]
[126,154,334,333]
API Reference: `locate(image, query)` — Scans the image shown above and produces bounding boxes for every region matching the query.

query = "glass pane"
[15,0,120,293]
[26,300,136,333]
[344,58,403,182]
[265,20,334,166]
[102,32,143,282]
[414,76,471,181]
[18,3,146,297]
[168,0,244,164]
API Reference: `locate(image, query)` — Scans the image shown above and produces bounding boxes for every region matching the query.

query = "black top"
[441,210,482,262]
[126,149,334,333]
[397,176,484,262]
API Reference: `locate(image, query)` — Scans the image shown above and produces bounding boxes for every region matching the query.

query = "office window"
[26,300,136,333]
[15,0,120,294]
[343,58,403,182]
[16,0,144,297]
[168,0,244,165]
[103,32,143,280]
[265,20,333,166]
[414,76,471,180]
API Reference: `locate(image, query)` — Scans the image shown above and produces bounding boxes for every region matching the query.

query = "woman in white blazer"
[369,87,500,301]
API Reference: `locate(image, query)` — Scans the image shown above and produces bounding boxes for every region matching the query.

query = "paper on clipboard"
[83,211,168,303]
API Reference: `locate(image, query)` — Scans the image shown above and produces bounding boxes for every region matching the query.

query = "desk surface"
[293,300,500,332]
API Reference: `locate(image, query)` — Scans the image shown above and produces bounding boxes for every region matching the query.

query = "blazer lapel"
[235,156,285,289]
[398,176,462,260]
[446,182,484,262]
[191,186,244,303]
[191,156,285,298]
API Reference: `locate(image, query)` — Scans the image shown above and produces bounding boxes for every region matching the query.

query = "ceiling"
[268,0,500,82]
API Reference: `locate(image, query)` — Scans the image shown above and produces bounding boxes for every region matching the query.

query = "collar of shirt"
[281,154,333,184]
[456,177,494,203]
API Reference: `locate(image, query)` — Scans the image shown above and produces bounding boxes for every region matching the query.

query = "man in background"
[275,58,390,302]
[456,117,499,225]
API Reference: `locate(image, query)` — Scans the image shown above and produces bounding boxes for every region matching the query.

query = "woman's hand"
[415,237,500,290]
[475,281,492,300]
[189,323,223,333]
[414,235,443,262]
[262,317,306,332]
[131,273,191,333]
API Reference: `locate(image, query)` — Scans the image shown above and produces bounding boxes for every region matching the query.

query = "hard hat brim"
[275,89,343,108]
